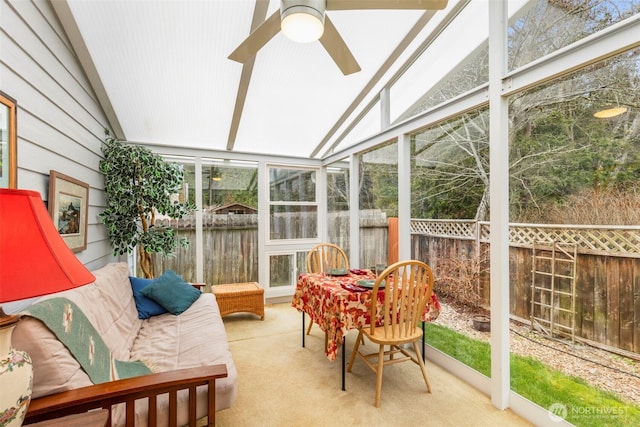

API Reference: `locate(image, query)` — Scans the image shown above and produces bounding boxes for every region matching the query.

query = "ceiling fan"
[228,0,449,75]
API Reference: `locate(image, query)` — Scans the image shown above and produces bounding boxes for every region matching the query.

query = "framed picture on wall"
[0,91,17,188]
[48,170,89,252]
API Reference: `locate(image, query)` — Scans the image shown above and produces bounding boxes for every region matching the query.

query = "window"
[268,167,318,241]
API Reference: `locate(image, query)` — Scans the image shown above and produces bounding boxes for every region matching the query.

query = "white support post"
[257,161,267,290]
[195,157,204,283]
[380,88,391,131]
[318,166,328,242]
[349,153,360,268]
[488,0,510,410]
[398,134,411,261]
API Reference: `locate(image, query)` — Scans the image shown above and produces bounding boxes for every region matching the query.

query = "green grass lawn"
[424,322,640,427]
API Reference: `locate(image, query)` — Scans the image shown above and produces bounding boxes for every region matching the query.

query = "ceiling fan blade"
[319,15,361,75]
[327,0,448,10]
[228,10,282,63]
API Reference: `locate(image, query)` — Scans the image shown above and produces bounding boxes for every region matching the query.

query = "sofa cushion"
[130,292,238,414]
[129,276,168,319]
[140,270,201,315]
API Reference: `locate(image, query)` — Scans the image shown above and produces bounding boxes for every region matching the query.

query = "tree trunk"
[138,245,154,278]
[475,186,489,221]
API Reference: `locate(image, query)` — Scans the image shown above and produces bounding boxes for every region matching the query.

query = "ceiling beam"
[51,1,125,140]
[226,0,270,151]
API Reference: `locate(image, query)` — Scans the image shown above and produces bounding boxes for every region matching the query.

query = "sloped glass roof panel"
[508,0,640,71]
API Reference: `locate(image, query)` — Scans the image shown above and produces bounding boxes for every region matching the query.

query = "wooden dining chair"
[346,260,435,407]
[305,243,349,275]
[305,243,349,336]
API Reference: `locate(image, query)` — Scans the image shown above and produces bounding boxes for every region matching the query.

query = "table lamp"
[0,188,96,427]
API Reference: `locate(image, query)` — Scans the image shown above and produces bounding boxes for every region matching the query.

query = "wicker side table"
[211,282,264,320]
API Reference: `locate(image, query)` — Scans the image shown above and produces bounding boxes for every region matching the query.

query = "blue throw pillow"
[140,270,201,315]
[129,276,168,319]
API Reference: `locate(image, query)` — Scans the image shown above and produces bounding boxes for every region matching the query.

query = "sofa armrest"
[23,364,228,427]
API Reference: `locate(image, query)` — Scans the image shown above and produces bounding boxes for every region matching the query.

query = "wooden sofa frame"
[23,364,227,427]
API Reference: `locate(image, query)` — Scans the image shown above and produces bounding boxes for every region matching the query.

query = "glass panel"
[508,48,640,422]
[296,250,309,274]
[269,205,317,240]
[202,161,258,209]
[509,48,640,222]
[152,159,259,286]
[411,109,489,220]
[359,141,397,268]
[327,160,350,259]
[410,108,491,378]
[148,162,197,282]
[508,0,640,71]
[269,166,318,241]
[391,0,490,123]
[202,160,259,285]
[332,100,381,154]
[269,254,294,287]
[394,42,489,123]
[269,168,316,202]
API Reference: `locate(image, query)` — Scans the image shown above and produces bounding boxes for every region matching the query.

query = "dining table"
[291,268,441,390]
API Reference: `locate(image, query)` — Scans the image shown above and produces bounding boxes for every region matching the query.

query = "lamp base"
[0,311,33,427]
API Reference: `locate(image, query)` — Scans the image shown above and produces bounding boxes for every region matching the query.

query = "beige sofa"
[12,262,237,426]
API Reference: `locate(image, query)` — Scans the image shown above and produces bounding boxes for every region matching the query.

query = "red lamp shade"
[0,188,95,303]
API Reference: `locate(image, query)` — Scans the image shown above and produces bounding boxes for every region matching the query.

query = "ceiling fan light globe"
[281,4,325,43]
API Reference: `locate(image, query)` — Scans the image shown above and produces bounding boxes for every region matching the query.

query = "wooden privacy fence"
[152,210,390,286]
[154,214,640,356]
[153,214,259,285]
[411,219,640,357]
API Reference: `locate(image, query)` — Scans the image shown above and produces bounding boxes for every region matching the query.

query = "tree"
[99,134,196,278]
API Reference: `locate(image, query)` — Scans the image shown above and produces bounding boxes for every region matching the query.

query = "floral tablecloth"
[291,270,441,361]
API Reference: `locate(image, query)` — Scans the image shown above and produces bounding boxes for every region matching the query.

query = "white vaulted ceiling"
[54,0,460,158]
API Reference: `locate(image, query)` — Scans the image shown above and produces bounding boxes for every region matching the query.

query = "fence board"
[606,259,621,348]
[634,270,640,354]
[577,254,594,341]
[593,256,608,345]
[512,247,528,321]
[619,258,634,352]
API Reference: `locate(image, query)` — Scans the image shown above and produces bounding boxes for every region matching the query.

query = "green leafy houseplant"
[99,135,195,278]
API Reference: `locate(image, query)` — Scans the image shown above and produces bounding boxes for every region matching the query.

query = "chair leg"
[412,341,432,393]
[374,344,385,407]
[347,330,363,372]
[306,320,313,335]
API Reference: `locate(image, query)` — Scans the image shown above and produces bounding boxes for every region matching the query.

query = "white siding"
[1,0,116,269]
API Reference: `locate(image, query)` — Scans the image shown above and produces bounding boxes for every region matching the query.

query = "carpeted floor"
[216,303,533,427]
